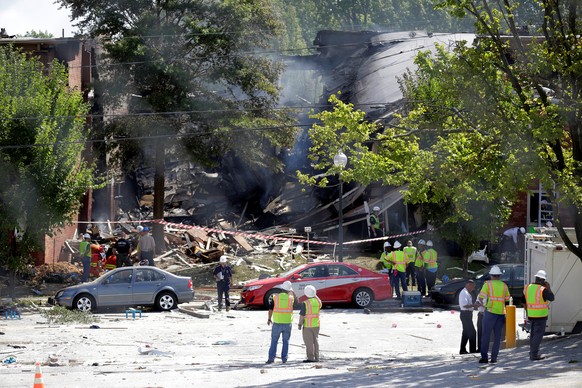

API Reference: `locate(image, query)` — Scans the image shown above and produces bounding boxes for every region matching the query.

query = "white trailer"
[524,233,582,334]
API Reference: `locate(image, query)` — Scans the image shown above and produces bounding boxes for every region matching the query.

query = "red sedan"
[240,262,392,308]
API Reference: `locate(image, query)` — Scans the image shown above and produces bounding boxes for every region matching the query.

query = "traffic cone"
[33,361,45,388]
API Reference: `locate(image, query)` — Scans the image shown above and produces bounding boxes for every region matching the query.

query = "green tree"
[0,47,94,293]
[19,30,54,38]
[58,0,298,246]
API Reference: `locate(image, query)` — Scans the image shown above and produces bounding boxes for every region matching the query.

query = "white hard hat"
[426,240,433,247]
[87,223,92,228]
[136,225,144,232]
[393,241,402,249]
[83,233,91,239]
[383,241,391,248]
[519,227,526,234]
[535,270,547,280]
[279,281,292,291]
[304,285,316,298]
[490,265,502,276]
[373,206,380,212]
[418,239,426,245]
[219,255,228,263]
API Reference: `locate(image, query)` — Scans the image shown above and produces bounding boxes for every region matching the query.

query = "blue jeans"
[268,323,292,362]
[392,271,408,297]
[480,311,505,361]
[81,256,91,282]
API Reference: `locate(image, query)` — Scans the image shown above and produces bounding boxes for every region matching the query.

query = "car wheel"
[263,289,278,308]
[352,288,374,308]
[73,294,95,312]
[156,291,177,311]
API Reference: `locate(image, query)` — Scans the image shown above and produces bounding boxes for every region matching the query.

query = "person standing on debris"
[88,221,102,242]
[298,285,321,363]
[266,280,295,364]
[213,255,233,312]
[403,240,417,289]
[424,240,438,291]
[415,240,427,296]
[390,241,407,298]
[369,206,383,237]
[114,232,133,267]
[524,269,555,361]
[459,279,478,354]
[137,226,156,266]
[79,233,92,282]
[477,265,510,364]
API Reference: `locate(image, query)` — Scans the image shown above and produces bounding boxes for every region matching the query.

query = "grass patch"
[40,305,98,325]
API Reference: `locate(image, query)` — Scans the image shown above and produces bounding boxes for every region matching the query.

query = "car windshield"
[278,264,308,278]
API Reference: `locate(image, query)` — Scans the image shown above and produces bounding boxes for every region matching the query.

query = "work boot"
[226,306,230,312]
[217,305,222,312]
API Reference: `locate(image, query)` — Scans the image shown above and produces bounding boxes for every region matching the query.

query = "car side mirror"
[291,273,301,280]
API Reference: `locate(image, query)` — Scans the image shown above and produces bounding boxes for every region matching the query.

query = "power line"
[0,124,312,150]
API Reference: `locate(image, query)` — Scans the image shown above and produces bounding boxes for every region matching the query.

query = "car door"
[132,268,165,305]
[324,264,361,302]
[293,265,328,301]
[97,268,134,306]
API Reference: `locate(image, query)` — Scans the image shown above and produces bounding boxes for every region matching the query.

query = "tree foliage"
[0,47,93,272]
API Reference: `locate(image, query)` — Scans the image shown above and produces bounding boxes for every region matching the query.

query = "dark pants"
[217,281,230,308]
[529,317,547,360]
[481,311,505,361]
[117,252,132,267]
[426,270,437,291]
[460,310,477,353]
[416,268,426,296]
[406,263,416,286]
[81,256,91,282]
[477,312,483,352]
[140,250,155,266]
[392,270,407,297]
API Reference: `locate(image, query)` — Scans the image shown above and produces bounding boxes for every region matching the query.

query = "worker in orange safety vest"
[298,285,322,363]
[89,243,105,278]
[524,269,554,361]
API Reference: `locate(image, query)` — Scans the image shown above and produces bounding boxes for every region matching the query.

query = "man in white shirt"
[459,279,478,354]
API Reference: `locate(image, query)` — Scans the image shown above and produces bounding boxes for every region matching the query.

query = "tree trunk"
[153,140,165,253]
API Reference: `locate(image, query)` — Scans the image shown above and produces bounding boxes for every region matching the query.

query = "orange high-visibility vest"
[273,293,294,324]
[525,284,549,318]
[303,297,322,328]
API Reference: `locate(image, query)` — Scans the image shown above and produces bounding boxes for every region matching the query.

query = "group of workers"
[77,224,156,282]
[379,239,438,298]
[458,265,554,364]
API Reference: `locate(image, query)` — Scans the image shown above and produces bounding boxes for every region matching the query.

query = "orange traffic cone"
[33,361,45,388]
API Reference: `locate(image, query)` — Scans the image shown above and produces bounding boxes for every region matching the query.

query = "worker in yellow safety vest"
[524,269,554,361]
[298,285,322,363]
[423,240,438,291]
[266,280,295,364]
[477,265,510,364]
[403,240,418,288]
[79,233,92,282]
[390,241,408,298]
[415,240,427,296]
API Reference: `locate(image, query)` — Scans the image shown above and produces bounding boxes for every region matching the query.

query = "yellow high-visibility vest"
[423,249,438,269]
[303,297,321,328]
[525,284,549,318]
[273,293,294,324]
[390,251,406,272]
[478,280,510,314]
[380,252,392,270]
[403,246,417,264]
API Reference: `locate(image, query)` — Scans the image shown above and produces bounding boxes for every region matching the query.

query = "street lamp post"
[333,150,348,262]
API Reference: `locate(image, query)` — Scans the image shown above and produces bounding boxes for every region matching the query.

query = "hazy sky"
[1,1,74,38]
